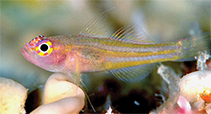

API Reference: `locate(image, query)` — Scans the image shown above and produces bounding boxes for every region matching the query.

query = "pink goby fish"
[21,11,211,84]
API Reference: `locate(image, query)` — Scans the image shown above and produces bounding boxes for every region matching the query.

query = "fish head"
[21,35,67,72]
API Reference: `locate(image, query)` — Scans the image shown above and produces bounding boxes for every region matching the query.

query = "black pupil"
[40,44,48,52]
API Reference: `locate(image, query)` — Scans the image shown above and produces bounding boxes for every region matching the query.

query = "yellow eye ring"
[35,40,53,56]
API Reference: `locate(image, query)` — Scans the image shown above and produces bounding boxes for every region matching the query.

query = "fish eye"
[39,43,49,52]
[35,40,53,56]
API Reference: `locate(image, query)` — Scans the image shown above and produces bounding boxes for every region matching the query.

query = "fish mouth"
[21,46,38,65]
[21,46,31,61]
[21,48,28,55]
[21,45,29,56]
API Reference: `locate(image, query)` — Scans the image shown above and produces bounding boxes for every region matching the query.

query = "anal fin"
[110,64,155,83]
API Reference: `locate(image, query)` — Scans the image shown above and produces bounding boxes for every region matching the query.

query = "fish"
[21,10,211,83]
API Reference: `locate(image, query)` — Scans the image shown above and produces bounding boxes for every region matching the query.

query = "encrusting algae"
[0,77,27,114]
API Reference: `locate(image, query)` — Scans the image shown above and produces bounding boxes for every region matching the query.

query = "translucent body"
[21,10,211,83]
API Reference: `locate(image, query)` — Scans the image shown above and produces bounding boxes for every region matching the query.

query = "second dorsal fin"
[110,24,155,44]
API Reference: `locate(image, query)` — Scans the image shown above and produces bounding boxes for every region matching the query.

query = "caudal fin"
[180,34,211,61]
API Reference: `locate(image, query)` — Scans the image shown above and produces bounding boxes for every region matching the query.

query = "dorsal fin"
[79,8,155,44]
[79,8,114,37]
[110,24,155,44]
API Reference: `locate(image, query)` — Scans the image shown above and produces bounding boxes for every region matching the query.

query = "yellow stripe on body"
[65,36,182,71]
[77,37,174,48]
[104,49,179,57]
[104,49,181,70]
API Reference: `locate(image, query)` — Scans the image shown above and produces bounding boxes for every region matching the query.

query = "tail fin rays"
[179,35,211,61]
